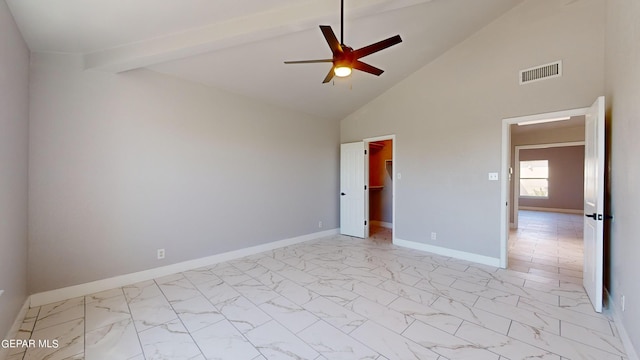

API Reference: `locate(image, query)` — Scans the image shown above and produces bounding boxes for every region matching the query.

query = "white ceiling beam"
[84,0,431,73]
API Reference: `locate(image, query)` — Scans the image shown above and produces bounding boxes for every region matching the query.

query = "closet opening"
[367,139,393,242]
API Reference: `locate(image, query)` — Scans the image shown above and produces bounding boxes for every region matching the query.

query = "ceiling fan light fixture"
[283,0,402,83]
[334,65,352,77]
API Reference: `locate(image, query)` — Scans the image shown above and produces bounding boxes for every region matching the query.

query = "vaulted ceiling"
[7,0,524,120]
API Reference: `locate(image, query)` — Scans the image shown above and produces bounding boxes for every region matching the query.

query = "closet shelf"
[369,142,385,153]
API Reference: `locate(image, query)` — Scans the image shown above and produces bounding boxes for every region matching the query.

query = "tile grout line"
[119,286,147,360]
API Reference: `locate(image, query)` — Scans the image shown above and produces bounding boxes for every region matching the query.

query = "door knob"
[585,213,597,219]
[341,192,346,196]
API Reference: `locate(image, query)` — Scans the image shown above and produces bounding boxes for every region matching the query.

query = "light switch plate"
[0,290,4,297]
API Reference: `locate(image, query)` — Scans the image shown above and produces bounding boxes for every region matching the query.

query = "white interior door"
[583,96,605,313]
[340,142,366,238]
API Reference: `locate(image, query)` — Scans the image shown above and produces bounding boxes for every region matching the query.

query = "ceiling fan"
[284,0,403,83]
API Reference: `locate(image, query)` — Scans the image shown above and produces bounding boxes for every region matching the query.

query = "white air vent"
[519,61,562,84]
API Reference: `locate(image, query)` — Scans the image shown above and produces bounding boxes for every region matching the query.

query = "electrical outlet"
[621,295,626,311]
[0,289,4,297]
[431,232,437,240]
[318,221,323,228]
[157,249,165,260]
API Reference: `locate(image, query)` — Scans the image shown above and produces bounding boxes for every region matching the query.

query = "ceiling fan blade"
[353,60,384,76]
[322,66,336,83]
[352,35,402,59]
[320,25,343,54]
[284,59,333,64]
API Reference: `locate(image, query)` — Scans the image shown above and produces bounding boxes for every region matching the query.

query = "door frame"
[364,134,396,241]
[500,108,589,268]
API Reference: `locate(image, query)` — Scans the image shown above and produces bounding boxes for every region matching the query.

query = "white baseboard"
[30,228,339,307]
[518,206,583,214]
[370,220,392,229]
[393,238,500,267]
[0,297,30,360]
[606,289,639,360]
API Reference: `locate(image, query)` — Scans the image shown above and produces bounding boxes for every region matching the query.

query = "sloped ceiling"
[7,0,524,120]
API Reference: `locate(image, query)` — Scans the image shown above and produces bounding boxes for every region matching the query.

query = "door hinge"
[364,185,367,190]
[364,149,367,155]
[364,220,367,225]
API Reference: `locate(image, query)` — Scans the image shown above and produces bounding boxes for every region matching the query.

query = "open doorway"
[340,135,396,241]
[367,139,393,242]
[507,118,585,278]
[511,144,586,284]
[509,138,586,279]
[501,98,606,312]
[501,108,590,267]
[365,135,395,242]
[502,114,585,271]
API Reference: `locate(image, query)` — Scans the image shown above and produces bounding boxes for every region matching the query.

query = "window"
[520,160,548,198]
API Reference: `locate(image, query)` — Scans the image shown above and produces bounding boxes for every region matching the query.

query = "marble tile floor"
[8,219,629,360]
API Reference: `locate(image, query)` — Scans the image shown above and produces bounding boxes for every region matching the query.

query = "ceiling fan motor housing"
[335,47,354,66]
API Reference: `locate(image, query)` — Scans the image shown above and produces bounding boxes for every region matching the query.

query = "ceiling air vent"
[519,61,562,85]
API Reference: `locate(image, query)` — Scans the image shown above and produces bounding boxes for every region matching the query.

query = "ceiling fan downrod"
[340,0,344,46]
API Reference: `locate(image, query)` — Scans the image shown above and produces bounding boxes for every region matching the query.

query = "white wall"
[28,52,340,293]
[0,0,29,338]
[605,0,640,355]
[341,0,605,259]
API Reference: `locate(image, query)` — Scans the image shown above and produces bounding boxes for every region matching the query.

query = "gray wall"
[518,146,584,211]
[509,124,585,222]
[28,52,340,293]
[605,0,640,354]
[341,0,605,258]
[0,0,29,338]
